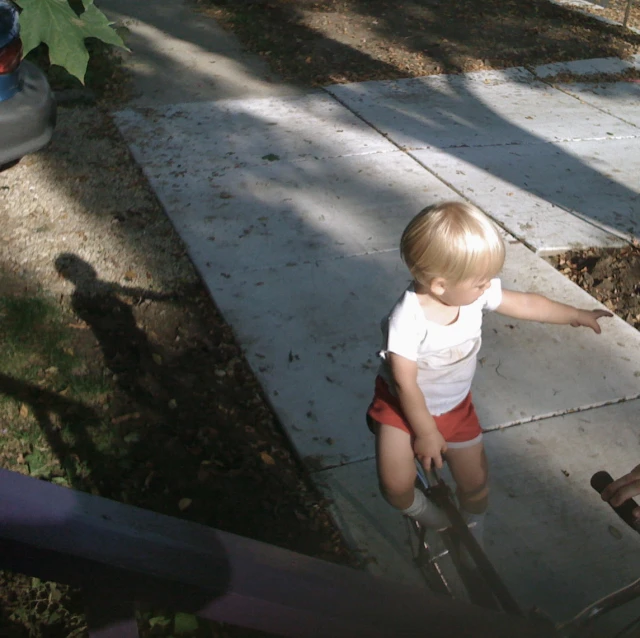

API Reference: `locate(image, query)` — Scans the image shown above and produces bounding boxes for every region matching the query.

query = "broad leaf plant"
[14,0,127,83]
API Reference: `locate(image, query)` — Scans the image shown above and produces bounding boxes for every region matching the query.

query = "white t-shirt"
[377,278,502,416]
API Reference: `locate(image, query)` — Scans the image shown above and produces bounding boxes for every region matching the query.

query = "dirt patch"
[197,0,640,85]
[549,244,640,330]
[564,0,640,31]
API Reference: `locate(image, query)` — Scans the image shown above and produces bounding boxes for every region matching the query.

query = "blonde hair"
[400,201,505,285]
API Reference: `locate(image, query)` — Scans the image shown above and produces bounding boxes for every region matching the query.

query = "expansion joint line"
[482,394,640,434]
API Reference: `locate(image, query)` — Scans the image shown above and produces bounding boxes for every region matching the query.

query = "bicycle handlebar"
[590,471,640,534]
[554,473,640,637]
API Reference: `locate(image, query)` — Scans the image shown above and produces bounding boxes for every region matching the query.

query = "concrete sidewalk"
[104,0,640,631]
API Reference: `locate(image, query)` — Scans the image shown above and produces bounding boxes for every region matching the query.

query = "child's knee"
[457,481,489,514]
[377,471,416,511]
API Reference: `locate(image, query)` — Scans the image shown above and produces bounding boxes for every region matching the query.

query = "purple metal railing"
[0,468,551,637]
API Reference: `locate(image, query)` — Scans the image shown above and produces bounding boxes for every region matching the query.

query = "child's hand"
[569,309,613,334]
[601,464,640,519]
[413,431,447,470]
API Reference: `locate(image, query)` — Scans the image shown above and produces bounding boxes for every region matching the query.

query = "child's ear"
[429,277,447,297]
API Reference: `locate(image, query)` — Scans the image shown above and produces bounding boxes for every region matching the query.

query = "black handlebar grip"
[591,470,614,493]
[591,471,640,533]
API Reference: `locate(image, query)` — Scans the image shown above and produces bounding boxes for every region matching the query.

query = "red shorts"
[366,376,482,444]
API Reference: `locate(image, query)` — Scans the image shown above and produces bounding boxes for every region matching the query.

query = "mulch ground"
[197,0,640,86]
[548,244,640,330]
[569,0,640,31]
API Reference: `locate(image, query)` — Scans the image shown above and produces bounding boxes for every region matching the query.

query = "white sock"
[401,487,449,529]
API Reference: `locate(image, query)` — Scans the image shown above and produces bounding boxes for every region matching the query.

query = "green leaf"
[173,612,199,635]
[26,450,51,478]
[78,0,129,49]
[149,616,172,628]
[49,583,62,601]
[14,0,128,84]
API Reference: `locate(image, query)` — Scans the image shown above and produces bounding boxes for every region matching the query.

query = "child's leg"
[375,422,416,509]
[374,421,448,528]
[446,441,489,513]
[446,441,489,549]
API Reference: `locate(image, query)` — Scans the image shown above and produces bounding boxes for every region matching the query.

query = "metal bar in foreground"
[0,468,551,637]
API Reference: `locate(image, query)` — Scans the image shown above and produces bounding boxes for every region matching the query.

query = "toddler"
[367,201,612,545]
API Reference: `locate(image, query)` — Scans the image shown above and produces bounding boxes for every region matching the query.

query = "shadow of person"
[54,253,175,406]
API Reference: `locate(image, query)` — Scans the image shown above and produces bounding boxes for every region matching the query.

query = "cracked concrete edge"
[482,393,640,433]
[531,53,640,78]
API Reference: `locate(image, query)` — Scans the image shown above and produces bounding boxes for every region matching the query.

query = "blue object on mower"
[0,0,56,166]
[0,67,18,101]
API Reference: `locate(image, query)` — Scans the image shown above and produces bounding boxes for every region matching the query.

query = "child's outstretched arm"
[496,290,613,333]
[388,353,448,470]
